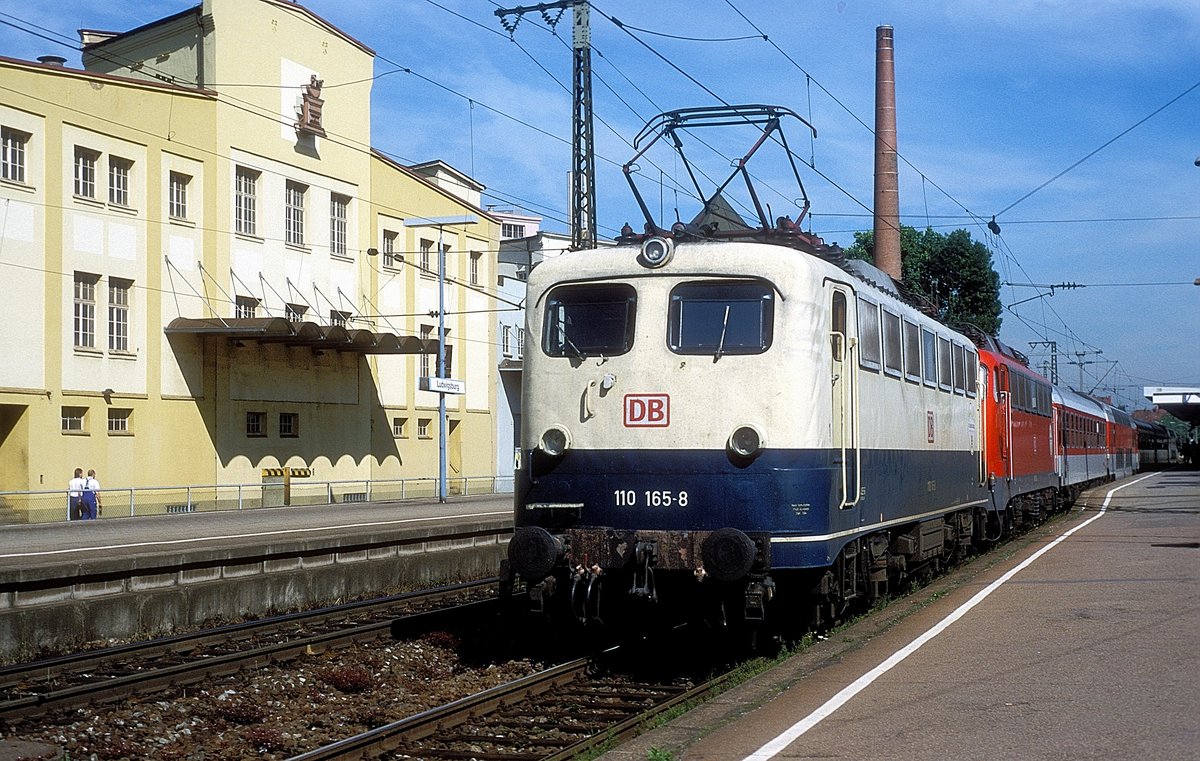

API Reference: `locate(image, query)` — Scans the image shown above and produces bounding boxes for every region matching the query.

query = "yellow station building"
[0,0,501,519]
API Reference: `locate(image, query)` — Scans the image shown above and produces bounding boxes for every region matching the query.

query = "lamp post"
[403,214,478,502]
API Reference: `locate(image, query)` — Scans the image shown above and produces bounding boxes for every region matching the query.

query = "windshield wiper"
[714,305,730,362]
[562,332,588,360]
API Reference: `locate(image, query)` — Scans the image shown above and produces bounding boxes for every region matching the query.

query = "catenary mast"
[496,1,596,250]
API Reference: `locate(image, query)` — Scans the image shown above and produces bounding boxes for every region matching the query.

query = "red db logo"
[624,394,670,428]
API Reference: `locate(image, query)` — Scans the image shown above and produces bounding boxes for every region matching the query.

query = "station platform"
[0,495,513,660]
[604,469,1200,761]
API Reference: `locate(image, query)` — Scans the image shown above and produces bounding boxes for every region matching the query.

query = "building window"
[470,252,481,285]
[61,407,86,433]
[501,222,525,239]
[330,309,350,328]
[330,194,348,256]
[517,328,525,357]
[420,324,433,378]
[392,417,407,438]
[246,411,266,437]
[74,147,99,199]
[108,278,131,352]
[235,296,259,319]
[419,238,433,274]
[108,156,132,206]
[502,325,512,356]
[1,127,29,183]
[235,167,258,236]
[382,230,399,268]
[285,303,307,322]
[73,272,98,349]
[108,408,131,434]
[168,171,189,219]
[279,412,299,438]
[417,418,431,438]
[285,180,306,246]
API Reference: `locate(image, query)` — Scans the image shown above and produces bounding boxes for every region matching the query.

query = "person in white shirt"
[68,467,86,521]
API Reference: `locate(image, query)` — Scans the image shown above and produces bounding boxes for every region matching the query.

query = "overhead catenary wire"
[995,78,1200,218]
[4,4,1194,395]
[0,10,624,240]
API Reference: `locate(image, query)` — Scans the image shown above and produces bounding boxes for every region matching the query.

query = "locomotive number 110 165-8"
[614,489,690,508]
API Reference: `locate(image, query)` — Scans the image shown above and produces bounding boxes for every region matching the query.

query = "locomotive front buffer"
[506,524,775,626]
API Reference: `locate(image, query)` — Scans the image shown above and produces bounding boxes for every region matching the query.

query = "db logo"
[624,394,670,428]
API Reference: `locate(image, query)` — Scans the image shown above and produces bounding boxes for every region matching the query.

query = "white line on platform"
[0,511,511,559]
[743,473,1159,761]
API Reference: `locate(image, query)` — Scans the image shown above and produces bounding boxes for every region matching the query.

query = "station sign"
[422,377,466,394]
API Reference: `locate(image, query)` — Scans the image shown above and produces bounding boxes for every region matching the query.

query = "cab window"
[669,280,774,356]
[543,283,637,358]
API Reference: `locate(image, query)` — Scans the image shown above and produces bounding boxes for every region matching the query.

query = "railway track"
[0,579,498,720]
[289,634,742,761]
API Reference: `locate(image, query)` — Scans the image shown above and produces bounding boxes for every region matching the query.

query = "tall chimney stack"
[873,25,902,281]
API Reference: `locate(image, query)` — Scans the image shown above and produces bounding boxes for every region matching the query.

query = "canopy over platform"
[1144,387,1200,427]
[165,317,439,355]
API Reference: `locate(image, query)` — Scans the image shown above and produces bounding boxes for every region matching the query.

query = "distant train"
[499,105,1169,632]
[1134,418,1179,468]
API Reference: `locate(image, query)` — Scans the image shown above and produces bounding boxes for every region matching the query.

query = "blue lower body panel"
[517,447,988,571]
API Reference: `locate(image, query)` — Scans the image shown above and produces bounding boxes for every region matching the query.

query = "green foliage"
[647,748,675,761]
[845,226,1002,336]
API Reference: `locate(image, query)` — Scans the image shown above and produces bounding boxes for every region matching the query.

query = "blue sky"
[3,0,1197,409]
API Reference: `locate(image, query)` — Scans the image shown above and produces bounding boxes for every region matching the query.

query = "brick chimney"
[873,25,902,281]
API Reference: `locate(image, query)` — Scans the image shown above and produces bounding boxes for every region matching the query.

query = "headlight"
[540,425,571,457]
[728,425,764,458]
[639,236,674,268]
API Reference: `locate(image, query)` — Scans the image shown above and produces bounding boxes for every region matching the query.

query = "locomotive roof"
[529,240,976,348]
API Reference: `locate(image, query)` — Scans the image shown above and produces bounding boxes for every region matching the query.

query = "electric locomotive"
[502,106,1000,629]
[974,336,1058,528]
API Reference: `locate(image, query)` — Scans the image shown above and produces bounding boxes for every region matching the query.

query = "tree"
[845,226,1002,335]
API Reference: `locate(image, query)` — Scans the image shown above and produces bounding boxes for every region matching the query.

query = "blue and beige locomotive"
[502,106,995,629]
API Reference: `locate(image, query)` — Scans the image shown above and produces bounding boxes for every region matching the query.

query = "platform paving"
[604,470,1200,761]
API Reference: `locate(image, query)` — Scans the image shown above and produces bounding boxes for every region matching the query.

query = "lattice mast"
[496,1,596,250]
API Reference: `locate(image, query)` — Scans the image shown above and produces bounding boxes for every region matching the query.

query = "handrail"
[0,475,516,525]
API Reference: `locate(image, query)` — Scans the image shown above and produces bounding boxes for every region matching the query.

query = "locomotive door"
[977,361,988,485]
[997,365,1014,481]
[830,288,860,509]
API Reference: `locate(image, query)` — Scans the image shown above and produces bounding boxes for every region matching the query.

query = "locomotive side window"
[831,291,847,360]
[882,309,902,378]
[903,319,921,383]
[857,298,881,371]
[937,336,952,392]
[922,328,937,387]
[951,343,965,394]
[543,283,637,358]
[668,280,773,356]
[966,349,978,397]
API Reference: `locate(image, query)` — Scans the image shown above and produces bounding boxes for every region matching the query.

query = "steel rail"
[286,655,598,761]
[287,637,740,761]
[0,579,498,719]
